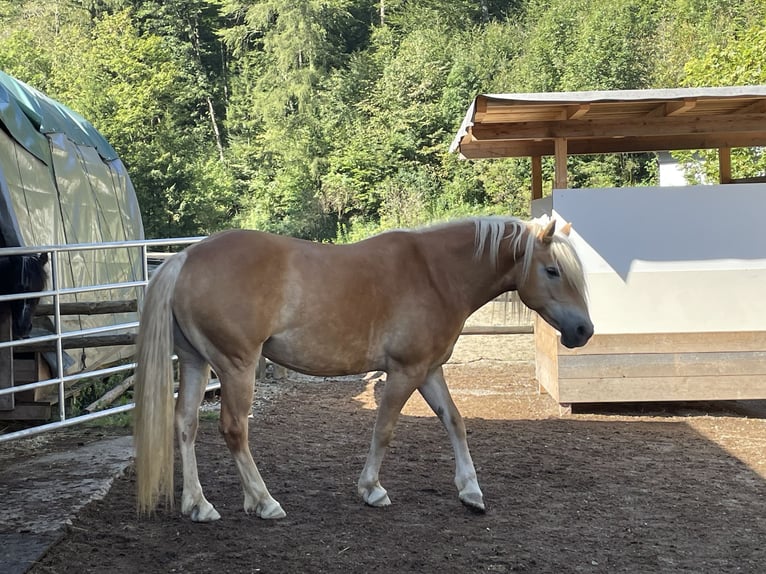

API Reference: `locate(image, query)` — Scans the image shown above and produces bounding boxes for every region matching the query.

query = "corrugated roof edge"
[0,71,119,163]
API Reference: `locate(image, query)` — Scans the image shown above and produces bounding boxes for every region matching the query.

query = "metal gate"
[0,238,206,443]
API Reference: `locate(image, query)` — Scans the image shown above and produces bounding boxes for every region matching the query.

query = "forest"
[1,0,765,241]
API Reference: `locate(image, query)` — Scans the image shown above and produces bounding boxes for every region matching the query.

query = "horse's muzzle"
[560,319,594,348]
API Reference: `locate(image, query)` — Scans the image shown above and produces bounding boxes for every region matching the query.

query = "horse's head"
[4,253,48,339]
[515,220,593,348]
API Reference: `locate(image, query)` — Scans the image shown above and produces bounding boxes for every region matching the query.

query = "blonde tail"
[133,251,188,515]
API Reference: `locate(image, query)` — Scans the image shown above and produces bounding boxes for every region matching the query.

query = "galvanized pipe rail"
[0,237,209,443]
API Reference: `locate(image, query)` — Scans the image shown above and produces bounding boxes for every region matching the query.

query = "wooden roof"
[450,86,766,159]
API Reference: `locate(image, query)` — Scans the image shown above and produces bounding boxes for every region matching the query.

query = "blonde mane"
[473,216,588,301]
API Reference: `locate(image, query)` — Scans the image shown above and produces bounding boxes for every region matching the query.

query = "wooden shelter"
[451,86,766,410]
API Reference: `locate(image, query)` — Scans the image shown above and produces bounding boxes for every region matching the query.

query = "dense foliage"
[1,0,765,239]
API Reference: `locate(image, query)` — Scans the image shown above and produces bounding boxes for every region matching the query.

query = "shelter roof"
[450,86,766,159]
[0,71,118,165]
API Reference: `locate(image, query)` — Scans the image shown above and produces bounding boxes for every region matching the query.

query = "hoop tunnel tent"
[0,71,144,383]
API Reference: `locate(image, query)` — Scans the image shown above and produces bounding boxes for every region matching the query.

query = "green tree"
[678,16,766,182]
[61,10,235,237]
[221,0,369,238]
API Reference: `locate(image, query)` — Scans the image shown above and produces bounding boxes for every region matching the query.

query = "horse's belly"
[261,330,382,377]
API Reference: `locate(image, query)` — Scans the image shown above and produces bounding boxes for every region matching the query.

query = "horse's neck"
[418,222,523,314]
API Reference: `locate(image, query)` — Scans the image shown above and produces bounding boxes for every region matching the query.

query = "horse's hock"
[533,184,766,407]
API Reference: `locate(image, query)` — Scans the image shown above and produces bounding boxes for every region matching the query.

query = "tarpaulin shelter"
[0,71,144,391]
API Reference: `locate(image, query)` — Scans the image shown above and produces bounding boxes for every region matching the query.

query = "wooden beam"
[461,325,533,335]
[84,374,135,413]
[567,104,590,119]
[468,113,766,143]
[647,103,668,117]
[719,147,732,184]
[733,99,766,114]
[457,131,766,159]
[554,138,567,189]
[21,332,136,352]
[531,155,543,200]
[557,331,766,356]
[665,98,697,116]
[35,299,138,316]
[0,402,51,420]
[556,374,766,404]
[535,315,560,400]
[559,351,766,379]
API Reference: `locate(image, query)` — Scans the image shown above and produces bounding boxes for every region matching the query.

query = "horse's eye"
[545,265,560,278]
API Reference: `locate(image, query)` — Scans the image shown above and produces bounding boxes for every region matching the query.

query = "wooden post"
[719,147,732,184]
[0,309,13,411]
[531,155,543,200]
[554,138,568,189]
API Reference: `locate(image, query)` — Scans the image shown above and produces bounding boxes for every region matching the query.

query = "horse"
[133,216,593,522]
[0,253,48,339]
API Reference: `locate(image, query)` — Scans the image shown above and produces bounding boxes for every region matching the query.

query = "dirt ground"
[7,334,766,573]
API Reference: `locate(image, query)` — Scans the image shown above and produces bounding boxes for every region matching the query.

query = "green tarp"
[0,71,145,375]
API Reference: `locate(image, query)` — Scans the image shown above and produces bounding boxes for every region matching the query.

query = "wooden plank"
[461,325,533,335]
[557,374,766,403]
[84,374,135,412]
[32,357,52,402]
[12,357,37,383]
[0,402,51,421]
[559,351,766,379]
[665,98,697,116]
[469,113,766,142]
[0,311,13,411]
[558,331,766,356]
[21,332,136,352]
[567,104,590,119]
[458,132,766,159]
[534,315,560,399]
[35,299,138,316]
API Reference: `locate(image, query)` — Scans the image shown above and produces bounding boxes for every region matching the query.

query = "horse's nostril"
[576,323,592,339]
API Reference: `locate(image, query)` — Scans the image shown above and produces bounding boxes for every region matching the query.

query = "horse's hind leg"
[175,347,221,522]
[219,362,285,519]
[418,366,485,512]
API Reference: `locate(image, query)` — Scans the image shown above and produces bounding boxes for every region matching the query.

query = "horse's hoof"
[254,499,286,519]
[459,491,486,513]
[190,504,221,522]
[362,488,391,508]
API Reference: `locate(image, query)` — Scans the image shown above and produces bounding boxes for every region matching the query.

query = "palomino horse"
[134,216,593,522]
[0,253,48,339]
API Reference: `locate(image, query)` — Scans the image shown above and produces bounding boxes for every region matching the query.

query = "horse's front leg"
[418,366,485,512]
[358,368,421,507]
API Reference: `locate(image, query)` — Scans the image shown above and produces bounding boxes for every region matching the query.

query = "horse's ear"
[539,220,556,245]
[37,252,49,266]
[560,222,572,236]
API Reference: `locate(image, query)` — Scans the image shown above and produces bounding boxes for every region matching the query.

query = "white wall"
[533,184,766,334]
